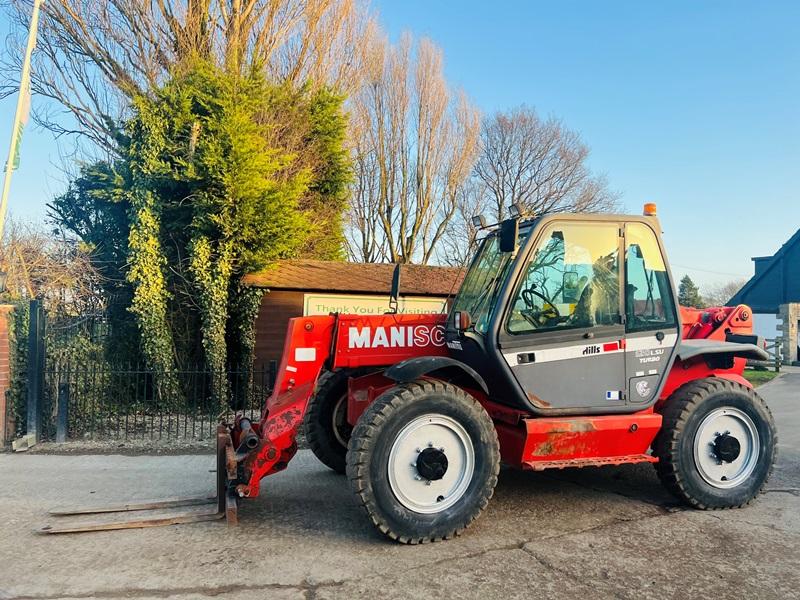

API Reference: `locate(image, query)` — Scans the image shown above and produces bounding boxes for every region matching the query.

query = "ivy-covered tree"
[678,275,705,308]
[49,60,352,406]
[48,161,139,360]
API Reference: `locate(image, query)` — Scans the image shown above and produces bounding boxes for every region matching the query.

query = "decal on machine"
[505,340,624,366]
[635,380,651,398]
[634,348,665,364]
[503,333,679,367]
[347,325,446,349]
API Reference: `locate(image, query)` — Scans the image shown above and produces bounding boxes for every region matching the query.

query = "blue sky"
[2,1,799,290]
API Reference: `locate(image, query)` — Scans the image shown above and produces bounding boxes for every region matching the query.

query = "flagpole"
[0,0,44,244]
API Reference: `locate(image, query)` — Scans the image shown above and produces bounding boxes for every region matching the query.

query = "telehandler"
[43,204,776,543]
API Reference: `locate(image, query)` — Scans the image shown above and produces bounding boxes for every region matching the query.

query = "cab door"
[497,221,627,411]
[623,222,680,404]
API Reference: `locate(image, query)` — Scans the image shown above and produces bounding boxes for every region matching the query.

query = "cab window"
[506,222,621,334]
[625,222,677,332]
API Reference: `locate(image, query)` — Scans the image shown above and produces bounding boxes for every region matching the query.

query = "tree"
[702,279,747,307]
[345,33,480,264]
[48,161,139,358]
[678,275,705,308]
[474,106,619,221]
[435,179,488,266]
[49,61,352,389]
[435,105,619,266]
[1,0,374,150]
[0,219,102,315]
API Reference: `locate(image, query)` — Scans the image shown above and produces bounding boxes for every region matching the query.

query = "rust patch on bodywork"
[532,440,555,456]
[569,420,597,433]
[527,392,551,409]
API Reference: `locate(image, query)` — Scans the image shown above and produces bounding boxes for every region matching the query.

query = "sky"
[1,0,799,292]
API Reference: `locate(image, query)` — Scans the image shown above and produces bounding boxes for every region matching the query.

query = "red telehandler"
[43,205,776,543]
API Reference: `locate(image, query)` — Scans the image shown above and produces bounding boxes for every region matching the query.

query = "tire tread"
[654,377,777,510]
[304,370,351,473]
[346,380,499,544]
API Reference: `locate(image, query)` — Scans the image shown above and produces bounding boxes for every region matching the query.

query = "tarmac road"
[1,373,798,600]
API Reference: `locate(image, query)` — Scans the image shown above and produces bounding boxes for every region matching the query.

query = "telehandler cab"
[43,205,777,543]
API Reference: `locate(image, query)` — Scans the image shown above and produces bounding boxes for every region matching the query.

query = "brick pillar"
[778,303,800,365]
[0,304,14,444]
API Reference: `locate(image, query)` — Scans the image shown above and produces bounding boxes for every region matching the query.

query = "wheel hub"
[416,447,449,481]
[387,414,475,514]
[693,407,760,489]
[712,433,741,463]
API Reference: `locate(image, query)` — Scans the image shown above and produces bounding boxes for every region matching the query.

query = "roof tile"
[243,260,464,297]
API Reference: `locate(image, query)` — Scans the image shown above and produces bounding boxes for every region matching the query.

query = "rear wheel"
[654,378,777,509]
[347,380,499,544]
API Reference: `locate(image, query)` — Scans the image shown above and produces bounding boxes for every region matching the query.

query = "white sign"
[303,293,447,316]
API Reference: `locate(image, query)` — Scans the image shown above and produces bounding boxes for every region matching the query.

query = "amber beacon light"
[643,202,657,216]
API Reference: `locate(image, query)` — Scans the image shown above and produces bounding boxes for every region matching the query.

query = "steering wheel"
[519,287,562,328]
[521,288,562,319]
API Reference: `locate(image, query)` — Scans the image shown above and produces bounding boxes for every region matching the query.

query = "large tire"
[304,370,353,474]
[346,380,500,544]
[654,377,777,509]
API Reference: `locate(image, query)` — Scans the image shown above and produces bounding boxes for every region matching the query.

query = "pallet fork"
[38,425,239,534]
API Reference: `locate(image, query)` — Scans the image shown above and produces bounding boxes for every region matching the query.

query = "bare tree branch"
[1,0,375,147]
[474,105,620,221]
[345,32,480,265]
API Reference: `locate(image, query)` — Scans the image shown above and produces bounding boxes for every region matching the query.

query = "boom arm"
[237,313,449,498]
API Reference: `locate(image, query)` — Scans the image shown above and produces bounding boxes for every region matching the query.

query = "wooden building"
[242,260,463,368]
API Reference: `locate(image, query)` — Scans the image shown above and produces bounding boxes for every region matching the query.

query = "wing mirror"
[499,218,519,253]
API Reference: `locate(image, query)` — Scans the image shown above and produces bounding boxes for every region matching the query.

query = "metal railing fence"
[38,361,277,442]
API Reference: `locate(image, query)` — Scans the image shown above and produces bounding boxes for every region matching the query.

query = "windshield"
[450,233,515,334]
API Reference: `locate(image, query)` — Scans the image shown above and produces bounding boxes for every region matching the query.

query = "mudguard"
[677,339,769,362]
[384,356,489,395]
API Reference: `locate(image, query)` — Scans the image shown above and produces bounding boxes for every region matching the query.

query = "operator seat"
[571,258,619,327]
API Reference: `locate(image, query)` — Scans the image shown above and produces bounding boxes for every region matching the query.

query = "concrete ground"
[1,374,798,600]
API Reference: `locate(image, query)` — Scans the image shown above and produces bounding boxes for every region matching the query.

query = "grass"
[742,368,781,387]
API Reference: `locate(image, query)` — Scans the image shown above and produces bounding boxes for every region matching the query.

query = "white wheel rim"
[331,395,349,447]
[693,407,760,489]
[387,414,475,514]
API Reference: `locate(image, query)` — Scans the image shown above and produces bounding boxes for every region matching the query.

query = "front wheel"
[304,370,352,474]
[346,380,500,544]
[654,378,777,509]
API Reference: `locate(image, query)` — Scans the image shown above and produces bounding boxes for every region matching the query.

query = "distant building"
[242,260,463,368]
[729,229,800,364]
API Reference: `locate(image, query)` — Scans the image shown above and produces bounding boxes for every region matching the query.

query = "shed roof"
[243,260,463,296]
